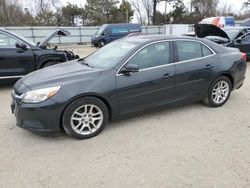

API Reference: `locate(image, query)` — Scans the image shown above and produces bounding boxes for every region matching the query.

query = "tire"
[62,97,109,139]
[98,40,106,47]
[203,76,232,107]
[42,61,60,68]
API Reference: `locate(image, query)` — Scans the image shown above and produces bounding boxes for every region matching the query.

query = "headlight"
[21,86,61,103]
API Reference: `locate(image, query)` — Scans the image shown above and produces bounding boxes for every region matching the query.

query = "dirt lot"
[0,46,250,188]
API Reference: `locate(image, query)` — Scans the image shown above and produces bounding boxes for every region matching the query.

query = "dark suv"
[0,28,79,81]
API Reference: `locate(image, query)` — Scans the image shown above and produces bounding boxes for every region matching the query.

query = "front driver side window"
[127,42,170,70]
[0,32,19,48]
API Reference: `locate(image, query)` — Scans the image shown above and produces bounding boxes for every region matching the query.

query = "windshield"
[96,26,105,35]
[223,29,240,40]
[83,40,140,68]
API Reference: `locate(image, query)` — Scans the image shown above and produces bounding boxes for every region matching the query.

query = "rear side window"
[202,45,213,56]
[176,41,202,61]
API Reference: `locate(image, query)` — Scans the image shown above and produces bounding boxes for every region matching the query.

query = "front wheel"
[62,97,109,139]
[98,40,106,47]
[203,76,232,107]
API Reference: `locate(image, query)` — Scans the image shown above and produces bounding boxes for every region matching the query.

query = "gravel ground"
[0,46,250,188]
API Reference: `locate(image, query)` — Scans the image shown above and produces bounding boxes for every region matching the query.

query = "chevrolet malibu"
[11,35,247,139]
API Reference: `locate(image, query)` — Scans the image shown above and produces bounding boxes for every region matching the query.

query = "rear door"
[0,31,35,78]
[174,40,217,101]
[116,41,175,115]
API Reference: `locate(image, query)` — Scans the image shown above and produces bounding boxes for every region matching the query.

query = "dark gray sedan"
[11,35,247,139]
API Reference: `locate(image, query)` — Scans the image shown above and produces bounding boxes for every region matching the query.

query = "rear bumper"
[234,77,245,90]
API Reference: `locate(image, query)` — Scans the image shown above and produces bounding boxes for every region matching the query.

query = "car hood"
[20,60,103,90]
[38,29,70,47]
[194,24,230,41]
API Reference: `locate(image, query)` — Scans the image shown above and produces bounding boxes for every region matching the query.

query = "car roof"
[123,34,205,43]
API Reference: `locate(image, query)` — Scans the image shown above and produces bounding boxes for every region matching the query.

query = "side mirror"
[120,64,139,76]
[235,38,242,44]
[16,42,27,50]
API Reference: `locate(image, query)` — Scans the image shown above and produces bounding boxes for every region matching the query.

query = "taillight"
[241,53,247,61]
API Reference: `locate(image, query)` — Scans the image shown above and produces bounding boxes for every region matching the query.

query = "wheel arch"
[59,94,113,131]
[39,58,62,69]
[220,73,234,89]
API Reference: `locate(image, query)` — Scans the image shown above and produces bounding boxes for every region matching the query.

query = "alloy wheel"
[212,80,230,104]
[70,104,103,135]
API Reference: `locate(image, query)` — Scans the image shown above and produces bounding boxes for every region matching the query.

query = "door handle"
[162,73,173,79]
[204,64,214,69]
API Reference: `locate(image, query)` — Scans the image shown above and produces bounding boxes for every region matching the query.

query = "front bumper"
[11,91,63,135]
[91,38,99,46]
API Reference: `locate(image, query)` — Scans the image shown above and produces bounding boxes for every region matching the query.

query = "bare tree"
[131,0,146,24]
[192,0,218,18]
[34,0,58,25]
[141,0,153,25]
[217,2,233,16]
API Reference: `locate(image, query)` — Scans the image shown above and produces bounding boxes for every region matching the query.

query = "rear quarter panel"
[215,49,247,90]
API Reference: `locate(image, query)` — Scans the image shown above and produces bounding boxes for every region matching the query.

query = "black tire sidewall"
[207,76,232,107]
[98,40,105,47]
[62,97,109,139]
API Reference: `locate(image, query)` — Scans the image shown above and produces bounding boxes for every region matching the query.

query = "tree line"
[0,0,250,27]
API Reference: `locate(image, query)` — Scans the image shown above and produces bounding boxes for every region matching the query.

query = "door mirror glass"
[120,64,139,75]
[16,42,27,50]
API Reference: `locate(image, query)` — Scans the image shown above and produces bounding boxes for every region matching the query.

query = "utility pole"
[190,0,193,12]
[126,8,129,23]
[165,1,167,14]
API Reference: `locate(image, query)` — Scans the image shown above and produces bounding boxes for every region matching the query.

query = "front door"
[116,41,175,115]
[0,32,35,78]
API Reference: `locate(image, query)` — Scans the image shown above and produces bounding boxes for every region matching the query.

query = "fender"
[36,54,67,69]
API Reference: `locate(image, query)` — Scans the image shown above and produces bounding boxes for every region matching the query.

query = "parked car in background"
[200,16,235,28]
[195,24,250,59]
[91,23,141,47]
[0,28,79,82]
[11,35,246,139]
[239,18,250,27]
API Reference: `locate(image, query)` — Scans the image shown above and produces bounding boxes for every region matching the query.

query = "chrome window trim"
[0,75,24,79]
[116,39,216,76]
[0,31,31,49]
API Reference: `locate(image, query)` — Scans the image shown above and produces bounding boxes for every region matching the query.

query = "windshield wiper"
[78,59,95,68]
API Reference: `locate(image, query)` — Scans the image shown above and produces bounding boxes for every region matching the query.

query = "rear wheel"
[62,97,109,139]
[203,76,232,107]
